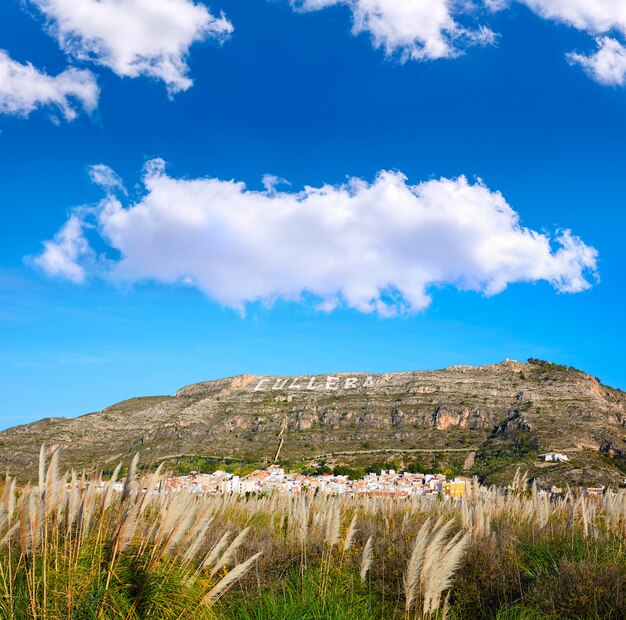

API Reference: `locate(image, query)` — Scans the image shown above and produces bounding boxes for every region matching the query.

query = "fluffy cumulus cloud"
[290,0,626,85]
[516,0,626,36]
[491,0,626,85]
[0,50,98,120]
[567,37,626,86]
[33,215,93,282]
[31,0,233,93]
[291,0,495,61]
[33,161,599,316]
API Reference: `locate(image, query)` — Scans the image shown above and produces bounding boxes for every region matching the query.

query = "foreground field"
[1,450,625,619]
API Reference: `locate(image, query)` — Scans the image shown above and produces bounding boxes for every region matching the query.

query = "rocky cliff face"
[1,360,625,485]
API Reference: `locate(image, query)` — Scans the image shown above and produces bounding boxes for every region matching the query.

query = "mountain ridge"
[1,359,625,486]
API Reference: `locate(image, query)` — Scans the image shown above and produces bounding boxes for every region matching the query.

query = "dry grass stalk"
[403,517,433,612]
[419,518,456,591]
[182,514,214,563]
[44,448,60,516]
[18,488,31,555]
[343,512,358,553]
[202,530,232,570]
[422,531,469,615]
[326,505,341,548]
[117,505,139,553]
[121,453,139,502]
[38,445,46,493]
[203,551,262,604]
[0,522,18,548]
[100,462,122,514]
[360,535,373,582]
[210,526,250,577]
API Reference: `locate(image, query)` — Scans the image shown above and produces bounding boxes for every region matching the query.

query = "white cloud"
[34,160,599,316]
[262,174,290,195]
[483,0,508,11]
[517,0,626,37]
[291,0,495,61]
[0,50,98,120]
[490,1,626,85]
[290,0,626,85]
[32,0,233,93]
[568,37,626,86]
[88,164,127,194]
[33,215,92,283]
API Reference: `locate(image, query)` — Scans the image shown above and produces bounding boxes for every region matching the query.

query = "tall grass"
[2,447,626,619]
[0,447,259,619]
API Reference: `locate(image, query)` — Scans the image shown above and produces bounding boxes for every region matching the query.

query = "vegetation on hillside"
[1,448,626,619]
[3,362,626,489]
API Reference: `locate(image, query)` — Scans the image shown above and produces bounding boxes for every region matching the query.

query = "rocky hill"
[1,360,625,486]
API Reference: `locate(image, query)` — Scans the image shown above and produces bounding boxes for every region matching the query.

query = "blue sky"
[1,0,625,428]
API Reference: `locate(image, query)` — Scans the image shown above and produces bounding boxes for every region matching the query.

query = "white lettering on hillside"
[254,378,270,391]
[253,375,376,391]
[325,376,339,390]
